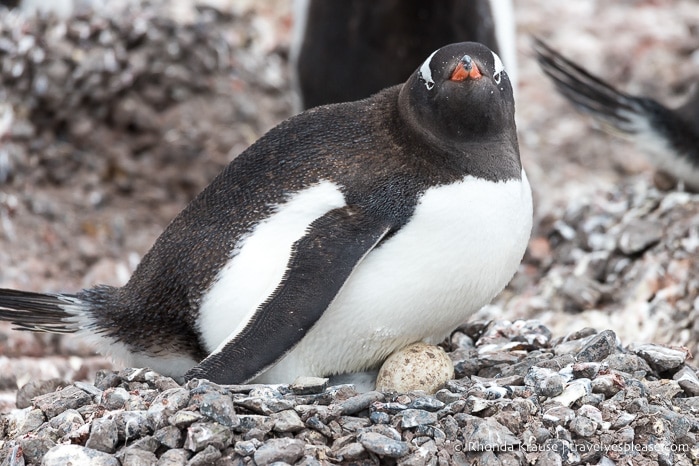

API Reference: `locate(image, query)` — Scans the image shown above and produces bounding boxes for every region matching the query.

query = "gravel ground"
[1,0,699,464]
[2,320,699,465]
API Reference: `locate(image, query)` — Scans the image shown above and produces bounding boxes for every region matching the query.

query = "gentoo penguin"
[534,38,699,192]
[291,0,517,110]
[0,42,532,385]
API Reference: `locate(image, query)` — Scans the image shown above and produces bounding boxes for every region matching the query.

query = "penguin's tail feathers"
[0,288,85,334]
[533,37,650,137]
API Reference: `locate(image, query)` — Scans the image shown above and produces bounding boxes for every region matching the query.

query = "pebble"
[524,367,565,397]
[270,409,304,432]
[198,391,239,428]
[357,431,409,458]
[400,409,438,428]
[42,444,120,466]
[576,329,618,363]
[31,385,93,418]
[289,377,328,395]
[632,344,688,372]
[15,378,66,409]
[673,366,699,396]
[184,422,232,452]
[551,378,591,407]
[252,438,305,465]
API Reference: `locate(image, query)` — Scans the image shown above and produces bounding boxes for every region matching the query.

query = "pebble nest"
[1,320,698,465]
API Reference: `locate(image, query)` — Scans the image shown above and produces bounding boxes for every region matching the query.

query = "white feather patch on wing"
[197,180,346,355]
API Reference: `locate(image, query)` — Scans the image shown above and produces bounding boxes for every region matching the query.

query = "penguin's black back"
[295,0,500,108]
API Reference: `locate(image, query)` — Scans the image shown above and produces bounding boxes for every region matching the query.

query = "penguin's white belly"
[256,171,533,383]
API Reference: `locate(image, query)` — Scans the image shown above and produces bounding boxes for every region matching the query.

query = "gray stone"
[336,415,371,432]
[41,444,120,466]
[121,367,150,383]
[369,410,390,425]
[116,410,153,442]
[337,391,384,415]
[187,444,222,466]
[542,406,575,427]
[144,372,181,391]
[305,416,334,438]
[535,449,563,466]
[19,436,55,464]
[408,397,445,412]
[399,446,435,466]
[333,442,366,461]
[101,387,131,410]
[400,409,438,429]
[617,218,663,255]
[15,378,66,409]
[645,379,683,400]
[236,414,274,435]
[551,378,591,407]
[119,447,158,466]
[603,353,652,374]
[7,408,46,437]
[234,396,295,415]
[576,330,618,363]
[561,275,606,310]
[48,409,84,438]
[570,415,597,437]
[233,439,260,457]
[156,449,191,466]
[154,425,183,449]
[358,432,410,458]
[577,404,603,424]
[524,366,565,397]
[571,362,601,379]
[270,409,305,433]
[169,410,205,429]
[633,344,687,372]
[252,438,305,465]
[94,371,122,391]
[457,415,520,451]
[32,385,93,419]
[296,455,324,466]
[86,417,120,453]
[184,422,232,452]
[673,366,699,396]
[199,392,239,428]
[290,377,329,395]
[359,424,402,441]
[591,373,624,397]
[434,389,461,404]
[74,381,103,398]
[611,412,636,429]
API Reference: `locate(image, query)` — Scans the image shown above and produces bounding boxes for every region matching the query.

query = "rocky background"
[0,0,699,464]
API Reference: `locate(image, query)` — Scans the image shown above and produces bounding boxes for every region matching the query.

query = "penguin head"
[398,42,516,149]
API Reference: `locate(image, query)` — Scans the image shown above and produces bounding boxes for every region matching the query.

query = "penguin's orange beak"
[450,55,482,82]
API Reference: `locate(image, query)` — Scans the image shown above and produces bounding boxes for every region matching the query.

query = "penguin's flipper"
[185,206,395,384]
[533,38,650,137]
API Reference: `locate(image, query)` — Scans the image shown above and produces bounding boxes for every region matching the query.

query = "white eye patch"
[418,49,438,90]
[492,51,505,84]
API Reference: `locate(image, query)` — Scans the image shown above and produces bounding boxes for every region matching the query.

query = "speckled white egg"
[376,342,454,394]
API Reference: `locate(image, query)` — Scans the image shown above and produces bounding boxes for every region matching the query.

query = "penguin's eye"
[494,71,502,85]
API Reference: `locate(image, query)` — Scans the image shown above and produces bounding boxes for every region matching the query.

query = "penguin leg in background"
[185,206,394,384]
